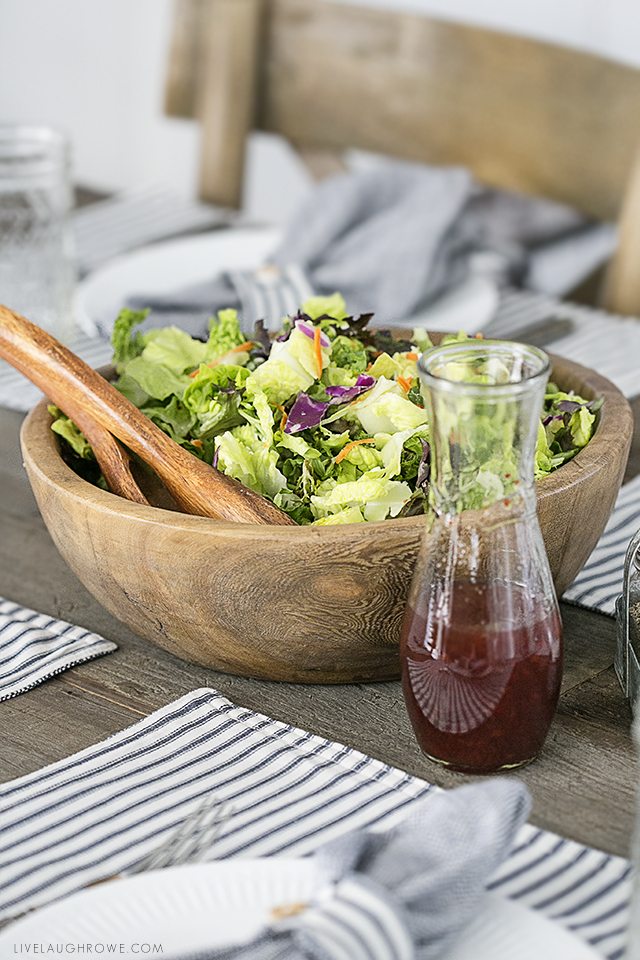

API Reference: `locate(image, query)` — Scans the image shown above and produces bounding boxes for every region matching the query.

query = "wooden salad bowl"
[21,352,633,684]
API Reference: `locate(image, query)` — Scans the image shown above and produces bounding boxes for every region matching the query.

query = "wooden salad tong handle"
[68,406,151,506]
[0,305,295,525]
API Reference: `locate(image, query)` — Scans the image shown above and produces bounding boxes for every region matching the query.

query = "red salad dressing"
[400,579,562,773]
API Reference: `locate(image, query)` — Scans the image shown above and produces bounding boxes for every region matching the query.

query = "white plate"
[77,226,282,335]
[0,859,600,960]
[77,226,491,335]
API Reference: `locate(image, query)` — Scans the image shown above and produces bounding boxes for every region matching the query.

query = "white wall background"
[1,0,640,223]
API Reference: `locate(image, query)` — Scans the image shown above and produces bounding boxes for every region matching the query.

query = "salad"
[50,293,601,525]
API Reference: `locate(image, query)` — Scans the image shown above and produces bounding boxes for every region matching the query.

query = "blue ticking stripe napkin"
[564,474,640,616]
[0,689,631,958]
[203,779,531,960]
[0,597,116,702]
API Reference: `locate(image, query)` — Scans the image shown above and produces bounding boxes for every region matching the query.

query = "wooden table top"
[2,387,640,858]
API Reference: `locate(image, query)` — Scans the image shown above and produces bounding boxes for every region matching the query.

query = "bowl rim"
[20,349,634,542]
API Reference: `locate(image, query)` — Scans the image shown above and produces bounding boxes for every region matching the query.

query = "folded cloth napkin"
[0,689,630,958]
[0,597,116,701]
[197,780,530,960]
[127,160,614,334]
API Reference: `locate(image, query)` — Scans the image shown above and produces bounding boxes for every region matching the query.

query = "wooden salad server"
[68,405,151,506]
[0,305,295,525]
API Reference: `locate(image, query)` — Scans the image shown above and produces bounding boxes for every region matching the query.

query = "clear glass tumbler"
[400,340,563,774]
[0,126,75,340]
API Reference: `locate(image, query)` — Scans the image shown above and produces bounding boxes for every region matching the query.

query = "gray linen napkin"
[126,160,611,335]
[190,779,530,960]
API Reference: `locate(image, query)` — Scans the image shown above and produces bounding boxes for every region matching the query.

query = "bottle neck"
[426,382,543,519]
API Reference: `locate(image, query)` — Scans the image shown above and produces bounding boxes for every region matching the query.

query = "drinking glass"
[400,340,563,773]
[0,126,75,340]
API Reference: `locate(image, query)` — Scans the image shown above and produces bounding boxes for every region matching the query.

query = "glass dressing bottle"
[400,340,563,774]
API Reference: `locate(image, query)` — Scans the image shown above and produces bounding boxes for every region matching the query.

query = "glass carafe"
[400,340,563,774]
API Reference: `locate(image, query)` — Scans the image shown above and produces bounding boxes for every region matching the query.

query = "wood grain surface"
[1,399,639,856]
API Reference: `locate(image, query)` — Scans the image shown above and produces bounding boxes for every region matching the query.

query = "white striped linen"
[216,876,415,960]
[565,475,640,615]
[0,328,112,412]
[0,689,630,959]
[487,289,640,400]
[228,264,314,332]
[0,597,116,702]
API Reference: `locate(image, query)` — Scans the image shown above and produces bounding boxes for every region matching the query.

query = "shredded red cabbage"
[556,399,583,414]
[284,394,330,434]
[295,319,330,348]
[325,374,375,403]
[285,374,376,434]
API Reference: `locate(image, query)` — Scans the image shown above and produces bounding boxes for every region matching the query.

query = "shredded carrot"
[313,326,323,379]
[474,332,484,339]
[191,439,204,449]
[335,438,376,464]
[405,352,419,361]
[276,404,288,431]
[229,340,255,353]
[188,368,200,378]
[397,375,413,393]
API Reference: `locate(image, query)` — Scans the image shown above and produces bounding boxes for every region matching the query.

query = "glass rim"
[0,125,69,174]
[418,338,551,396]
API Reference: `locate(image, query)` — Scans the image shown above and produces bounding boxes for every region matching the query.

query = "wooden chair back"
[165,0,640,315]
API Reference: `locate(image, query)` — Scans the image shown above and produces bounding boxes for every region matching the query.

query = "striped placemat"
[0,689,630,958]
[487,288,640,400]
[0,597,116,702]
[565,474,640,615]
[0,329,112,413]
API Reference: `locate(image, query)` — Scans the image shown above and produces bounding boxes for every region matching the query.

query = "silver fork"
[90,795,232,885]
[129,795,233,874]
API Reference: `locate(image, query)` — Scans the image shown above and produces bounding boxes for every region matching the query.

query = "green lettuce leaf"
[122,355,189,402]
[411,328,433,355]
[141,396,196,441]
[287,326,331,379]
[206,308,245,358]
[312,506,365,525]
[245,355,313,405]
[352,378,428,434]
[301,293,348,321]
[142,326,207,372]
[111,308,148,371]
[195,395,243,439]
[311,469,412,522]
[215,423,287,500]
[329,336,367,374]
[49,406,93,459]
